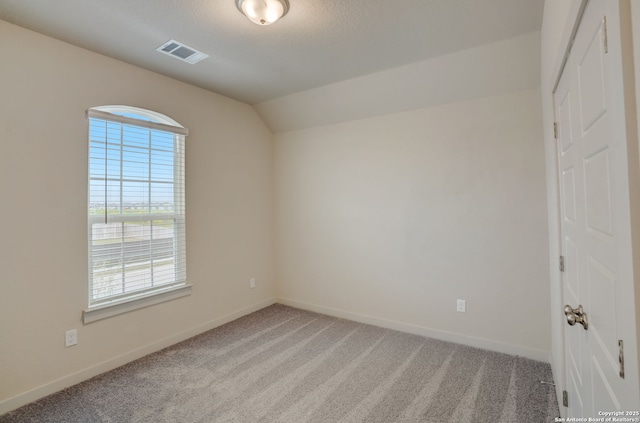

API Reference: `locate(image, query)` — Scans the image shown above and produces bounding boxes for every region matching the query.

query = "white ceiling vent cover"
[156,40,209,64]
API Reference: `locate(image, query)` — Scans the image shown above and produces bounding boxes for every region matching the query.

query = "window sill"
[83,284,192,324]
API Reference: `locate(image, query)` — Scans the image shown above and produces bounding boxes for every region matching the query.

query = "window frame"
[83,106,191,324]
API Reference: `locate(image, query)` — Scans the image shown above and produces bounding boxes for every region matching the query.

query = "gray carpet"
[1,304,560,422]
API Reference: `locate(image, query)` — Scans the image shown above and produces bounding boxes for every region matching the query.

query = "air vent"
[156,40,209,64]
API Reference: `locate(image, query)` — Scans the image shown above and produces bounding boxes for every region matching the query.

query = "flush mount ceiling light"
[236,0,289,25]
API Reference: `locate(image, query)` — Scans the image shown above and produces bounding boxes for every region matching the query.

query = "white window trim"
[86,108,189,136]
[86,106,189,323]
[83,284,193,324]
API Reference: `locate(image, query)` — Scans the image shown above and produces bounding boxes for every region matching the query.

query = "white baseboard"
[0,297,277,416]
[277,297,550,363]
[2,296,550,415]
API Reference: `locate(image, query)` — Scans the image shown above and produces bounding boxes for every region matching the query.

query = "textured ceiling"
[0,0,544,104]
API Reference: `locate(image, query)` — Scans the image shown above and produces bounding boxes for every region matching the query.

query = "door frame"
[548,0,640,414]
[549,2,588,415]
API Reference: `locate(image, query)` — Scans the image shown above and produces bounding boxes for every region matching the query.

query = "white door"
[554,0,639,416]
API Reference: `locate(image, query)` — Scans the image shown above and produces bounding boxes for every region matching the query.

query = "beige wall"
[256,31,540,133]
[274,88,551,357]
[632,0,640,389]
[1,15,555,414]
[0,20,275,411]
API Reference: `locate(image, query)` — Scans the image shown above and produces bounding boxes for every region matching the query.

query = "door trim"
[549,2,589,415]
[549,1,589,95]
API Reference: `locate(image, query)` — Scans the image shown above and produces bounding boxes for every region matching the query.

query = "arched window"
[84,106,189,322]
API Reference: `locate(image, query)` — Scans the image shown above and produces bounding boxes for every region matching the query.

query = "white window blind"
[86,107,187,309]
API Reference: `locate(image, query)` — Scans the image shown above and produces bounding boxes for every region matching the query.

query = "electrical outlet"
[250,278,256,289]
[456,299,466,313]
[65,329,78,347]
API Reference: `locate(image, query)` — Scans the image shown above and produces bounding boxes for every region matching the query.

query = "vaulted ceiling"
[0,0,545,105]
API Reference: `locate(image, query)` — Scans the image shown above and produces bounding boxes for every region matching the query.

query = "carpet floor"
[1,304,559,422]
